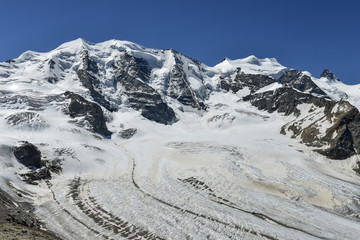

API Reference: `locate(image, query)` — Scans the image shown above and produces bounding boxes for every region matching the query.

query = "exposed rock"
[13,142,62,184]
[207,113,235,127]
[353,161,360,174]
[20,168,51,185]
[80,49,99,74]
[0,94,44,111]
[76,48,114,111]
[244,88,360,159]
[119,128,137,139]
[64,91,112,137]
[167,53,205,109]
[0,222,62,240]
[220,68,276,93]
[5,59,15,63]
[46,159,63,174]
[321,69,339,82]
[0,187,39,228]
[0,188,61,239]
[13,142,43,168]
[46,76,58,83]
[279,70,327,96]
[5,112,47,129]
[316,102,360,159]
[76,69,114,111]
[243,87,325,116]
[48,59,55,69]
[115,53,176,124]
[181,177,214,193]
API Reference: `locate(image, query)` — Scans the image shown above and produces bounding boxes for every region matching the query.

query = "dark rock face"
[244,88,360,159]
[0,185,61,239]
[13,142,43,168]
[81,49,98,74]
[167,53,204,109]
[115,53,176,124]
[243,87,328,116]
[316,103,360,159]
[279,70,326,96]
[119,128,137,139]
[5,112,47,129]
[46,59,58,83]
[220,68,276,93]
[46,76,58,83]
[353,161,360,174]
[5,59,15,63]
[13,142,62,184]
[48,59,55,69]
[0,187,39,228]
[0,94,44,111]
[114,52,151,82]
[321,69,339,82]
[65,91,112,137]
[76,49,114,111]
[20,168,52,185]
[47,159,63,174]
[76,69,114,112]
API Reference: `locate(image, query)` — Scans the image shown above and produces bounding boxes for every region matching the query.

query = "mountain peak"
[243,55,261,65]
[321,69,340,82]
[1,38,360,240]
[55,38,92,53]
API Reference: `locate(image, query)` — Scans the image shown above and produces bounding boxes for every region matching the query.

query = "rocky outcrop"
[119,128,137,139]
[13,142,63,184]
[115,53,176,124]
[244,88,360,159]
[0,93,44,111]
[19,158,62,185]
[13,142,43,168]
[114,52,151,82]
[220,68,276,93]
[76,49,114,111]
[321,69,340,82]
[20,168,52,185]
[80,49,99,74]
[65,91,112,137]
[0,187,39,228]
[0,222,61,240]
[316,102,360,159]
[167,53,205,109]
[48,59,55,69]
[279,70,326,96]
[0,187,61,239]
[5,112,47,129]
[243,87,328,116]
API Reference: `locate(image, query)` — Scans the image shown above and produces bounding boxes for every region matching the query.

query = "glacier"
[0,38,359,239]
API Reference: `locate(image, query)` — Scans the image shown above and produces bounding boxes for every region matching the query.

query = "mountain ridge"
[1,38,360,240]
[1,38,360,159]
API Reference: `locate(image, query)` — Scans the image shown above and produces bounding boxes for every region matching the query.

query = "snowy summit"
[0,39,360,240]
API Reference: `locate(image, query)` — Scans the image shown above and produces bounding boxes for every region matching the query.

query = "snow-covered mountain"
[0,38,360,239]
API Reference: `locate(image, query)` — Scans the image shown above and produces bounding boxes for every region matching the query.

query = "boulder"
[13,142,43,168]
[65,91,112,137]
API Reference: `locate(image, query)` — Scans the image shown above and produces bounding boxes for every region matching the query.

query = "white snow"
[255,82,283,94]
[0,39,360,240]
[313,76,360,110]
[212,55,288,79]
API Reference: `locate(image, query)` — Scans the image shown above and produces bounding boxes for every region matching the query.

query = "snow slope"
[0,39,359,240]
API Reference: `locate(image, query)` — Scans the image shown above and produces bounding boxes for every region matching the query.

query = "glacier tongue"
[0,38,360,240]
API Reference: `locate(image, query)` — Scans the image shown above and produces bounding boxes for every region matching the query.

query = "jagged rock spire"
[321,69,339,82]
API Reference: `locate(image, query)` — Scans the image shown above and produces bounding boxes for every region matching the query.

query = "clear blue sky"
[1,0,359,84]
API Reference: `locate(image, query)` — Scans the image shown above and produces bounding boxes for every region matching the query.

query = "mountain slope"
[0,39,360,240]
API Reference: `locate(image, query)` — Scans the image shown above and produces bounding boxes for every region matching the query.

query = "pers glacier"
[0,38,360,240]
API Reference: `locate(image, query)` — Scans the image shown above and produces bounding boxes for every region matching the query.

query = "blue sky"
[1,0,359,84]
